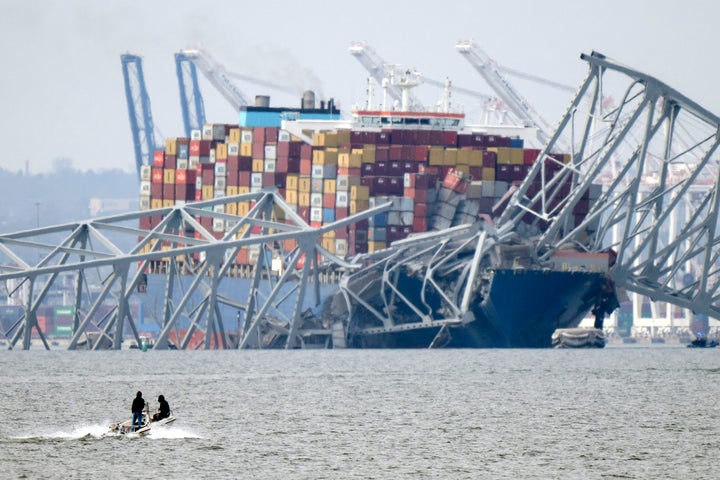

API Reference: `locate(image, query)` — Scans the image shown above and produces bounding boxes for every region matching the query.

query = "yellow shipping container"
[285,189,298,204]
[240,143,252,157]
[165,138,177,155]
[443,148,458,166]
[492,147,512,165]
[314,132,338,147]
[510,148,524,165]
[229,128,241,144]
[298,192,311,207]
[322,238,336,254]
[468,149,484,167]
[323,179,336,195]
[238,186,250,194]
[252,159,264,173]
[298,177,311,193]
[151,199,163,209]
[350,199,369,214]
[226,202,238,215]
[350,185,370,201]
[563,153,572,164]
[163,169,175,184]
[313,148,339,165]
[216,143,228,161]
[361,146,376,163]
[337,129,351,145]
[227,186,239,196]
[202,185,214,200]
[482,167,496,181]
[162,199,174,208]
[286,174,299,191]
[428,146,445,166]
[457,148,472,165]
[322,230,336,241]
[368,241,387,253]
[455,165,469,176]
[238,201,250,216]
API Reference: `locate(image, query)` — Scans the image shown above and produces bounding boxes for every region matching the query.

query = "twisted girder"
[499,51,720,318]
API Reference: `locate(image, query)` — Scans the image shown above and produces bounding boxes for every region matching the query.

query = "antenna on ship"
[365,77,375,110]
[392,69,422,111]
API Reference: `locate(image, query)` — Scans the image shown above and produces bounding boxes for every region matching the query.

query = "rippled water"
[1,345,719,479]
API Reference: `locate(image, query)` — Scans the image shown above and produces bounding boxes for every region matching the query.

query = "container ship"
[138,86,617,348]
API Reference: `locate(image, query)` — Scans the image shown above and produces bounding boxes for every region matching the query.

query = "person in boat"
[131,391,145,432]
[152,394,170,422]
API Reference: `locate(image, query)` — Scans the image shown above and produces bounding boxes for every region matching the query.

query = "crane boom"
[181,48,250,110]
[120,54,157,180]
[348,41,421,108]
[455,40,556,145]
[175,52,207,138]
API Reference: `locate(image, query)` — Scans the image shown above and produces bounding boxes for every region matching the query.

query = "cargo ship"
[138,83,617,348]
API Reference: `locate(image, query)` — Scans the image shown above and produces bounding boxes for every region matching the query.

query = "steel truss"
[0,190,389,350]
[498,51,720,319]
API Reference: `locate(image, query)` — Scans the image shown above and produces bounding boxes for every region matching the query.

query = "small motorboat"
[109,411,176,436]
[687,336,718,348]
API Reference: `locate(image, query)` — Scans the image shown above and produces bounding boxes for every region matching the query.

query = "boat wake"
[6,423,200,442]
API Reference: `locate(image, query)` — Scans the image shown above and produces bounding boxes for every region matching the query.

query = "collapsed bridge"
[2,52,720,349]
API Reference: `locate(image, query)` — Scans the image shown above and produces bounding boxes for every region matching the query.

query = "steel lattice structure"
[0,190,389,350]
[498,51,720,319]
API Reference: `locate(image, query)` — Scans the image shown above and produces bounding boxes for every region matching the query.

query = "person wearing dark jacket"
[152,395,171,421]
[131,391,145,432]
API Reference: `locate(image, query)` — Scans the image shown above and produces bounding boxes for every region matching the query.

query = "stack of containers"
[144,121,583,264]
[430,169,470,231]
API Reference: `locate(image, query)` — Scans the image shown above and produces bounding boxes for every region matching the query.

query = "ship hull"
[347,269,607,348]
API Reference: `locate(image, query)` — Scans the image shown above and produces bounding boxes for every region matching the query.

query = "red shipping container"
[297,206,310,221]
[335,207,348,220]
[429,130,443,146]
[413,217,428,232]
[176,169,187,184]
[264,127,279,143]
[300,158,312,176]
[300,144,313,160]
[151,167,163,184]
[238,157,252,171]
[323,193,335,209]
[375,146,390,162]
[334,226,349,239]
[163,154,176,169]
[153,150,165,167]
[278,141,290,157]
[276,157,288,173]
[401,144,415,159]
[442,130,458,147]
[252,142,265,158]
[227,156,240,172]
[175,184,196,200]
[414,146,429,162]
[482,150,497,168]
[414,202,428,217]
[389,145,403,161]
[253,127,266,144]
[524,148,541,165]
[416,130,431,145]
[202,169,214,185]
[189,140,212,156]
[163,184,175,200]
[238,171,251,186]
[262,172,277,187]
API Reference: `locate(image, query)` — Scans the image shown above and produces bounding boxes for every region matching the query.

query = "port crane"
[3,52,720,350]
[121,54,158,180]
[179,47,251,111]
[175,52,207,138]
[455,40,561,146]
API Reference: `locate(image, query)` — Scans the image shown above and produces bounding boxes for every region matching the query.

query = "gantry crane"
[179,47,251,111]
[455,40,559,146]
[121,54,158,180]
[175,52,207,138]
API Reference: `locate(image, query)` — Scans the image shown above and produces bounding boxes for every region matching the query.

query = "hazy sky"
[2,0,716,173]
